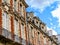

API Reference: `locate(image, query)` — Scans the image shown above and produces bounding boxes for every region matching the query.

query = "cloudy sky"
[25,0,60,34]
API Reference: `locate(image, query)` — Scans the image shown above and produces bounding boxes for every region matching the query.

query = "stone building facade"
[0,0,28,45]
[27,12,58,45]
[56,34,60,45]
[0,0,58,45]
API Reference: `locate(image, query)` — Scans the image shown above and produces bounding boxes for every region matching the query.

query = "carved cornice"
[20,0,28,8]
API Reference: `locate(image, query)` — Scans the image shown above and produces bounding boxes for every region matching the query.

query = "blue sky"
[25,0,60,34]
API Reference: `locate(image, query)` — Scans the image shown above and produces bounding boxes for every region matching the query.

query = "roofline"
[21,0,28,8]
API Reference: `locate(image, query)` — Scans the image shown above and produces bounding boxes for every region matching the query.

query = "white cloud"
[25,0,60,34]
[50,23,53,25]
[47,27,57,35]
[52,30,57,35]
[47,27,51,31]
[51,4,60,27]
[53,26,56,29]
[25,0,60,12]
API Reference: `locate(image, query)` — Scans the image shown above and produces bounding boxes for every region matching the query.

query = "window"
[28,25,31,40]
[49,41,51,45]
[35,20,39,27]
[28,26,33,40]
[38,32,40,34]
[14,18,19,36]
[41,25,45,31]
[44,38,46,45]
[23,6,25,16]
[30,26,35,38]
[20,4,22,7]
[2,12,11,31]
[6,14,11,31]
[14,0,17,10]
[36,21,38,24]
[13,0,18,11]
[20,4,22,15]
[14,0,16,1]
[21,23,26,45]
[2,12,7,29]
[30,26,33,30]
[42,26,44,29]
[21,23,25,39]
[38,32,40,44]
[32,29,34,38]
[20,0,21,1]
[20,4,24,17]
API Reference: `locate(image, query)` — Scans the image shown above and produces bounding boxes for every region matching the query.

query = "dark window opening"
[21,23,24,26]
[20,4,22,7]
[32,20,34,23]
[38,32,40,34]
[15,18,18,22]
[14,0,17,1]
[30,26,33,30]
[40,23,41,25]
[36,21,38,24]
[20,0,21,1]
[42,26,44,29]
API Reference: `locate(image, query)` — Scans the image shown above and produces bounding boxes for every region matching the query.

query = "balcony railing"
[28,41,32,45]
[2,28,12,40]
[0,28,22,44]
[14,35,21,43]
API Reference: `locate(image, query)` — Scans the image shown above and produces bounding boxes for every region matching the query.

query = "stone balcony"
[0,28,22,45]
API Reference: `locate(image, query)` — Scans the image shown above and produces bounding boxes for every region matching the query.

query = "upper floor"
[0,0,28,20]
[27,12,47,33]
[27,12,58,45]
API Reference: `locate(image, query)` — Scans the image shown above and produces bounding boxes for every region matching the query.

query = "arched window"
[2,12,11,31]
[14,18,19,35]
